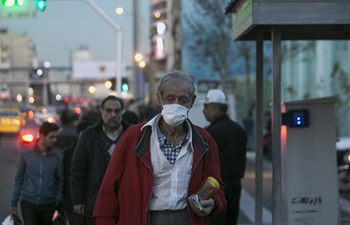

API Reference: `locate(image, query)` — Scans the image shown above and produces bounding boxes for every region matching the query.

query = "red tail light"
[27,110,34,119]
[21,134,35,143]
[74,107,81,114]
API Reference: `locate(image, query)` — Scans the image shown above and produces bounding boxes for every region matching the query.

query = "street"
[0,134,18,220]
[1,135,350,224]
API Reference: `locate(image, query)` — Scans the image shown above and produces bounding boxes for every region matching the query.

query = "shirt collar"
[142,114,194,152]
[103,125,123,140]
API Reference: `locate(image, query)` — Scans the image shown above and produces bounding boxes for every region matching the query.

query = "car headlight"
[343,151,350,164]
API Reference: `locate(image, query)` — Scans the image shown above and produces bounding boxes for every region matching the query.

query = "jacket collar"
[135,114,208,158]
[208,114,229,127]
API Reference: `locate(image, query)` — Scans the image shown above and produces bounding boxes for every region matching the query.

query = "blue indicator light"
[282,109,309,127]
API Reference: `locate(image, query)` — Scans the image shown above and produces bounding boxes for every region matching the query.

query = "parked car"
[337,136,350,192]
[0,109,26,134]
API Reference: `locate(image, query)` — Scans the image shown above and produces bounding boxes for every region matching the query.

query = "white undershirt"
[142,115,194,211]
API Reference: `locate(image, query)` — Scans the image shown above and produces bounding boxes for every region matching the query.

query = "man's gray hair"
[158,71,195,98]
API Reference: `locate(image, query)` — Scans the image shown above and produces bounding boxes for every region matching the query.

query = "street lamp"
[80,0,123,97]
[115,7,123,14]
[134,53,146,68]
[115,3,141,100]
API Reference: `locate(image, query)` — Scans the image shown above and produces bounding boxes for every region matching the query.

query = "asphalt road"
[0,134,18,221]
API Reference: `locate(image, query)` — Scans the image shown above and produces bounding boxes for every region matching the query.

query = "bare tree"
[182,0,256,112]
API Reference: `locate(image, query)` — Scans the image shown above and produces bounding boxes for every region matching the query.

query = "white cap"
[198,89,227,105]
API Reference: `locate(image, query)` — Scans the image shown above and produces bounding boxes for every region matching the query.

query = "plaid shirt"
[156,124,190,166]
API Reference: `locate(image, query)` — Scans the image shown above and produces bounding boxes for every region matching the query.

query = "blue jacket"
[10,142,63,207]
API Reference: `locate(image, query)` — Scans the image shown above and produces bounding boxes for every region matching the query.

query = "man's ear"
[213,104,220,113]
[189,95,197,109]
[156,92,162,108]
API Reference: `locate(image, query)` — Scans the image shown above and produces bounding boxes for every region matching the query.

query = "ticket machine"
[281,97,339,225]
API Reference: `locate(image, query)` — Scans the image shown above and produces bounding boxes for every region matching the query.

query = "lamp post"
[80,0,123,97]
[116,1,141,100]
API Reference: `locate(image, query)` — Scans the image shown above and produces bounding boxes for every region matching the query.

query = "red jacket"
[93,120,227,225]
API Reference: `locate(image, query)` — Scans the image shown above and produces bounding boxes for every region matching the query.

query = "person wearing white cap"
[201,89,247,225]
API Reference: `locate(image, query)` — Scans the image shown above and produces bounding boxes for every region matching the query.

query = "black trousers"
[209,179,242,225]
[21,200,56,225]
[63,204,87,225]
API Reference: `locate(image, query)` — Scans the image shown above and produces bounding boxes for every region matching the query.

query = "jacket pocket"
[43,179,55,197]
[23,177,34,194]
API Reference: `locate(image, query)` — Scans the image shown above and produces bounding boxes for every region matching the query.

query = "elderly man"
[201,89,247,225]
[70,95,130,225]
[93,71,227,225]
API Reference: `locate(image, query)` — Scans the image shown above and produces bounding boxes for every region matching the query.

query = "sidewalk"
[241,151,350,225]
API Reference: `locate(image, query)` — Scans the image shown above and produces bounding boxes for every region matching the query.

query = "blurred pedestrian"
[70,95,130,225]
[122,110,140,125]
[93,71,227,225]
[139,100,161,122]
[82,105,101,124]
[62,120,93,225]
[56,113,79,150]
[263,111,272,157]
[60,103,71,126]
[243,110,254,150]
[10,122,63,225]
[201,89,247,225]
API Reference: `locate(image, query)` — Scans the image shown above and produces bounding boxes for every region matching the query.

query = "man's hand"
[73,204,85,215]
[10,207,16,220]
[189,198,215,217]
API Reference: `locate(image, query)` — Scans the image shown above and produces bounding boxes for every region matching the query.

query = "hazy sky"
[0,0,151,67]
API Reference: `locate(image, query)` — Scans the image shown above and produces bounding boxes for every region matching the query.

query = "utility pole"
[133,0,140,100]
[79,0,123,97]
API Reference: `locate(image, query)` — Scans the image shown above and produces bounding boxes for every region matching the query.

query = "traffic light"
[35,0,46,11]
[121,78,129,92]
[2,0,24,7]
[107,78,129,92]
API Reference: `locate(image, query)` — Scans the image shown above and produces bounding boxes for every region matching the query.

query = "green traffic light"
[121,83,129,92]
[2,0,25,7]
[35,0,46,11]
[2,0,15,7]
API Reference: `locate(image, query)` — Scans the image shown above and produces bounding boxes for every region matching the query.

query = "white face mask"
[161,104,189,127]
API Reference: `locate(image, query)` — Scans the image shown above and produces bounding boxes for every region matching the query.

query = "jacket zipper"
[37,155,44,204]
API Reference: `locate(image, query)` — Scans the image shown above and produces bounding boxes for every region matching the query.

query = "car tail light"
[21,134,35,143]
[74,107,81,114]
[47,117,56,124]
[27,110,34,119]
[34,118,40,124]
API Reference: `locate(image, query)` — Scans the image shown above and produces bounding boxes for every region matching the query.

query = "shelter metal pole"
[271,26,282,225]
[255,36,264,225]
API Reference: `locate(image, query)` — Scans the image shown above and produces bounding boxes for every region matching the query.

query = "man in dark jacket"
[201,89,247,225]
[62,120,93,224]
[70,95,129,225]
[10,122,63,225]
